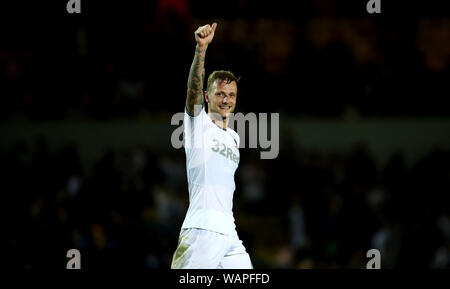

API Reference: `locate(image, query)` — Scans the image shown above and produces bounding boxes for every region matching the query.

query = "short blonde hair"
[206,70,239,93]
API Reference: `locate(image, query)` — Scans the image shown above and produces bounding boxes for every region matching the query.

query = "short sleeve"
[184,104,207,150]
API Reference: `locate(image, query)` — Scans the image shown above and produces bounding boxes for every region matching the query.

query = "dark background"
[1,0,449,269]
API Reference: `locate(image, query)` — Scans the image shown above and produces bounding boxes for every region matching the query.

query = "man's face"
[206,80,237,119]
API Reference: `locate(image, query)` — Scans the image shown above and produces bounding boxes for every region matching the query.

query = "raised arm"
[186,23,217,116]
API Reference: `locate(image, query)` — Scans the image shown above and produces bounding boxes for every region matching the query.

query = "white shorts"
[171,228,253,269]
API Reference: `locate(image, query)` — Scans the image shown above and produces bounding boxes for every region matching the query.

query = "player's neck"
[208,112,228,130]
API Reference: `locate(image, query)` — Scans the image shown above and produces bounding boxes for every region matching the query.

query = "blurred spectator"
[239,158,268,213]
[288,195,310,254]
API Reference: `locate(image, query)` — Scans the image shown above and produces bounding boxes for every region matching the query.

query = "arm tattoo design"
[186,47,206,116]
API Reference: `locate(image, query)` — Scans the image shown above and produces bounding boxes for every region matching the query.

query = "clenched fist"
[194,23,217,48]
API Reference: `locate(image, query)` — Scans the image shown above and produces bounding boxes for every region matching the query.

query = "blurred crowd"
[3,135,449,269]
[0,0,449,120]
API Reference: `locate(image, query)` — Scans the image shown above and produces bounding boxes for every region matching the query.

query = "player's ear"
[204,91,209,103]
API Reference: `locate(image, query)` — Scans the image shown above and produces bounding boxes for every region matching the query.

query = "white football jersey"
[181,106,240,236]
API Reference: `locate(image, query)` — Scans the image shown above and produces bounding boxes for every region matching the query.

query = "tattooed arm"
[186,23,217,116]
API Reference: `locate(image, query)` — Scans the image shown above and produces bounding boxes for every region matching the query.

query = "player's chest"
[204,129,240,167]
